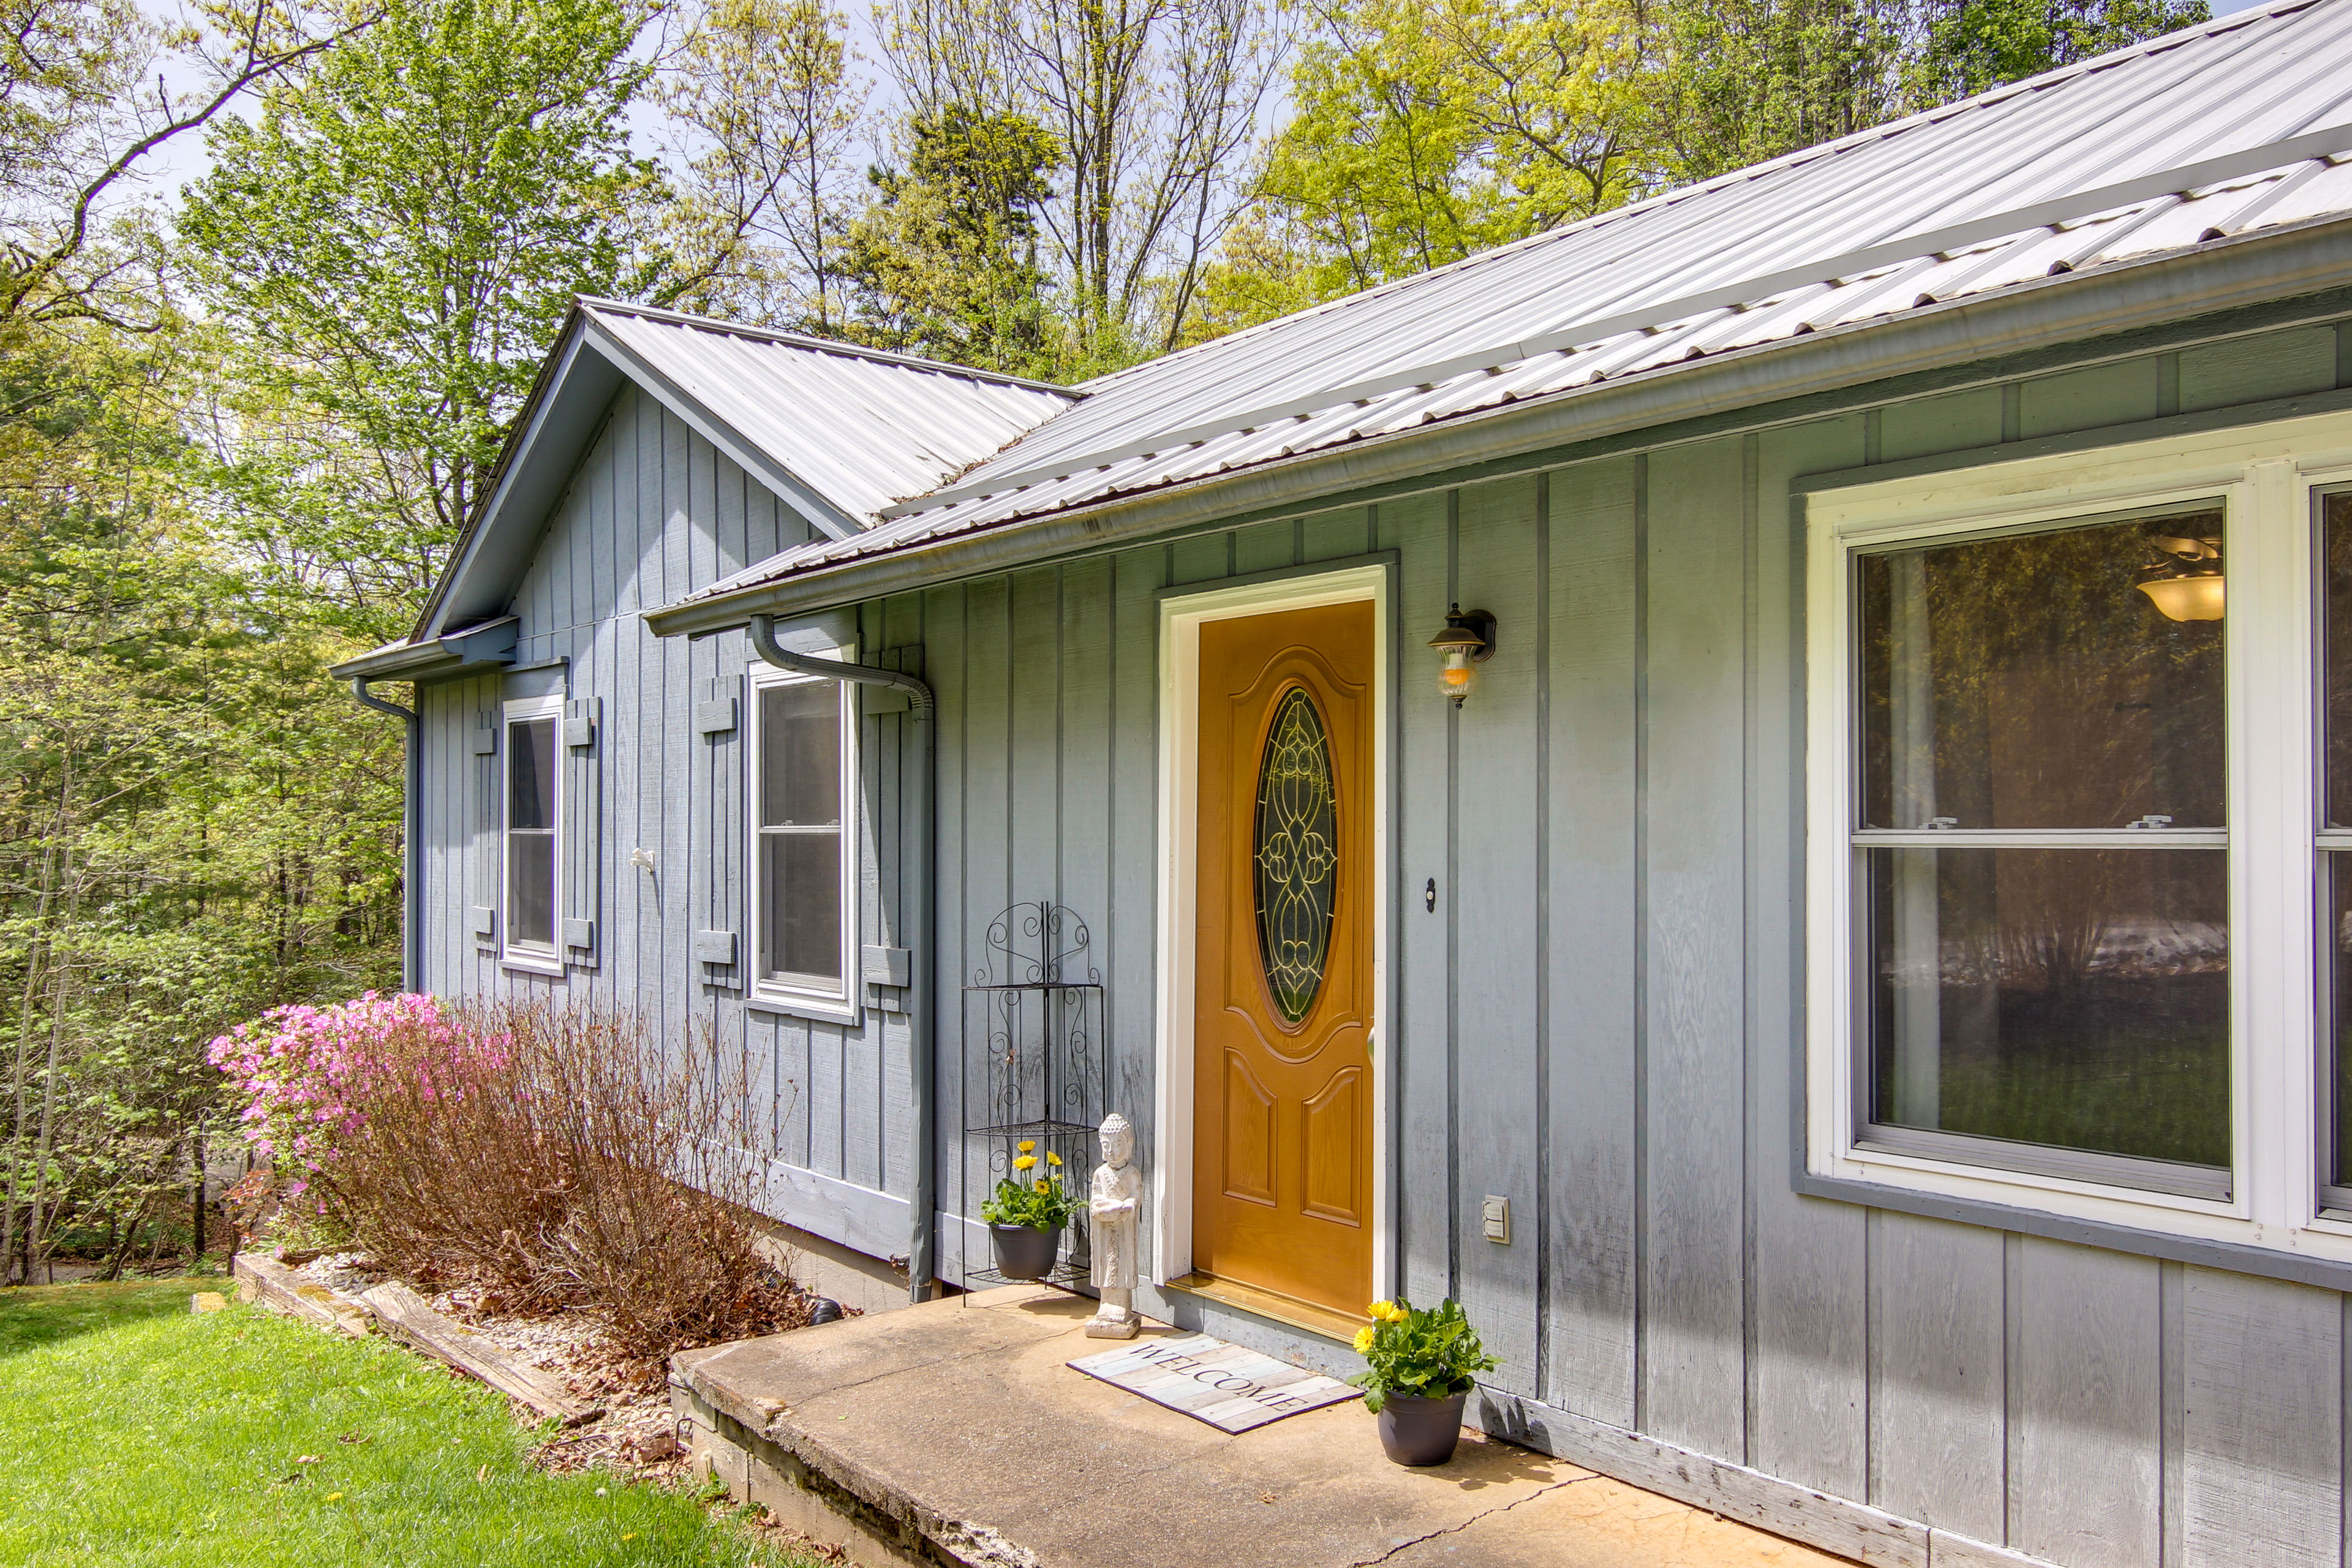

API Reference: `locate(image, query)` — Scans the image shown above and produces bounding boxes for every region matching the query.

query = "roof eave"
[645,214,2352,639]
[329,616,521,682]
[328,640,466,682]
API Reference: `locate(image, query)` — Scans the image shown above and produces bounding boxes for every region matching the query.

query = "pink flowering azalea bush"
[208,993,817,1363]
[206,991,468,1182]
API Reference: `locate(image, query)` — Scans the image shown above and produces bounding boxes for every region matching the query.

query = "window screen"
[505,714,559,952]
[756,680,845,988]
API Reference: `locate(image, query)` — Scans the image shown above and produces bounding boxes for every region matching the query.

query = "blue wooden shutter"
[562,696,601,967]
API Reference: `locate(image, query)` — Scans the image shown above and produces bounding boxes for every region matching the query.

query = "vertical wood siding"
[410,384,937,1231]
[893,320,2352,1568]
[411,321,2352,1568]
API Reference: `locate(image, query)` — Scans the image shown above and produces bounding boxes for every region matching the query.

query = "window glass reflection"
[1859,513,2225,831]
[508,718,556,830]
[763,832,842,982]
[1868,846,2228,1168]
[761,682,840,827]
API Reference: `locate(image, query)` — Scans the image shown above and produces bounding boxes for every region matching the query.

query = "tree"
[654,0,867,331]
[839,103,1068,376]
[1913,0,2208,102]
[879,0,1284,365]
[1251,0,1510,300]
[1208,0,2208,335]
[1232,0,1648,310]
[0,317,402,1283]
[0,0,357,330]
[1646,0,1916,183]
[176,0,663,641]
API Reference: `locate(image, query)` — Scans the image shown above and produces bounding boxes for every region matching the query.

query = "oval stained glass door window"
[1253,687,1338,1023]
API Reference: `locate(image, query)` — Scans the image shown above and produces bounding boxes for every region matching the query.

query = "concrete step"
[671,1285,1857,1568]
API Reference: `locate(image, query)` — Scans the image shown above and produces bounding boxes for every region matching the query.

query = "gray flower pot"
[1375,1389,1469,1467]
[989,1223,1061,1281]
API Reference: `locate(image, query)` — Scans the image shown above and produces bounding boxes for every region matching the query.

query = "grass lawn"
[0,1278,823,1567]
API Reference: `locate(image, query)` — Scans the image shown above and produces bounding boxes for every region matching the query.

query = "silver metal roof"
[581,300,1077,527]
[678,0,2352,607]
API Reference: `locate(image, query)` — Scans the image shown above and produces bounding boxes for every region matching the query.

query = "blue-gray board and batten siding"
[412,307,2352,1568]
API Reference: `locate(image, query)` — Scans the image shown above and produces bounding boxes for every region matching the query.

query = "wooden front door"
[1193,600,1374,1319]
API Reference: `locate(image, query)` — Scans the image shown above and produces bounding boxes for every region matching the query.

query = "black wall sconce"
[1428,603,1497,707]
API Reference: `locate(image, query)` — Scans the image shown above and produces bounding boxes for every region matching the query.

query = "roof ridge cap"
[576,296,1079,397]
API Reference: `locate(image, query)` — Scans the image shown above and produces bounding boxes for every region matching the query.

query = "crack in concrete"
[1346,1474,1600,1567]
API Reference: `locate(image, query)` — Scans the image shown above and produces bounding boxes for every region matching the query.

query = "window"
[2321,489,2352,1207]
[1852,511,2230,1197]
[502,694,564,973]
[1805,410,2352,1261]
[749,668,854,1013]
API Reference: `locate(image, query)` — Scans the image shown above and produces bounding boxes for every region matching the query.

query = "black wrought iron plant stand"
[962,900,1104,1295]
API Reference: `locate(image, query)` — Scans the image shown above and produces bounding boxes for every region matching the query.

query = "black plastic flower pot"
[988,1223,1061,1281]
[1374,1389,1469,1467]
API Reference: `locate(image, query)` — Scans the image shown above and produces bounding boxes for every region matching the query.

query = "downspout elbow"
[746,616,940,1305]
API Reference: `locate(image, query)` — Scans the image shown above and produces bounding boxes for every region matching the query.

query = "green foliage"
[1348,1296,1500,1414]
[177,0,665,640]
[875,0,1281,365]
[1914,0,2209,100]
[0,0,345,328]
[655,0,867,331]
[0,313,401,1287]
[1647,0,1915,182]
[0,1283,830,1566]
[840,104,1073,377]
[1207,0,2209,335]
[978,1147,1077,1230]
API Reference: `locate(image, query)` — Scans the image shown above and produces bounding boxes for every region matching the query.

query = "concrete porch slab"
[672,1286,1855,1568]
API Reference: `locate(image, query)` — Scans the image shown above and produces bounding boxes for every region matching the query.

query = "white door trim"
[1153,564,1393,1306]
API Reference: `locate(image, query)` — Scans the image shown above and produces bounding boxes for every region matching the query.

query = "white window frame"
[1804,407,2352,1261]
[745,658,859,1022]
[499,692,566,976]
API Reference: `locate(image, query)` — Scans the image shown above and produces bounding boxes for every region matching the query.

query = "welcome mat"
[1068,1333,1362,1433]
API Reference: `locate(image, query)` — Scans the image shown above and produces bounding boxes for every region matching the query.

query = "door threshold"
[1164,1273,1367,1343]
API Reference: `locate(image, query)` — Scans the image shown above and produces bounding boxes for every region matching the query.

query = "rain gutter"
[645,212,2352,635]
[741,615,940,1305]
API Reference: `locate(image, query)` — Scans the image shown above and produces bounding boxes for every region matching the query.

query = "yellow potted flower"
[1349,1297,1500,1466]
[981,1142,1077,1281]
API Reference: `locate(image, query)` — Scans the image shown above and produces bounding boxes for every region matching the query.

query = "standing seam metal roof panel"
[583,303,1078,524]
[891,0,2352,512]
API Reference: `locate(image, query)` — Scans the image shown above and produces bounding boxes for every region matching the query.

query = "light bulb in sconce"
[1427,604,1496,707]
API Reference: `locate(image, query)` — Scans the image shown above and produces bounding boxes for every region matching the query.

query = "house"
[333,3,2352,1562]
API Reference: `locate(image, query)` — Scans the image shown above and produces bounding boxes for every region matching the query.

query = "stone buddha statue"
[1086,1113,1141,1339]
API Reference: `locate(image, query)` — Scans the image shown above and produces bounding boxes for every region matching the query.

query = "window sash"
[748,668,854,1008]
[757,824,843,986]
[501,706,562,965]
[2313,488,2352,1209]
[1843,507,2239,1193]
[1842,836,2235,1198]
